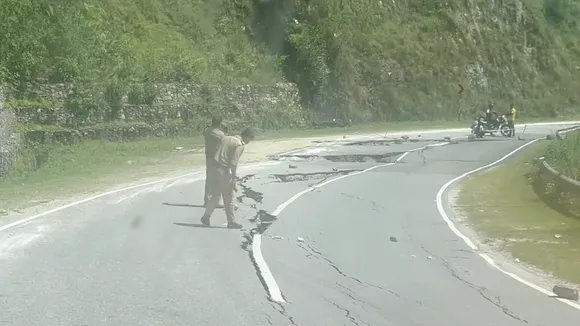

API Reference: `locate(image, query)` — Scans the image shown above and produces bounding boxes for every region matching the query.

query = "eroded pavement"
[0,124,579,325]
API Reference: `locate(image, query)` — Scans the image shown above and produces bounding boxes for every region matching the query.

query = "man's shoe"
[227,222,243,229]
[201,217,210,227]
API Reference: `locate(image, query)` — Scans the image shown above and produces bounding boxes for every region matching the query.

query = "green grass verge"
[0,137,206,210]
[544,129,580,180]
[457,141,580,285]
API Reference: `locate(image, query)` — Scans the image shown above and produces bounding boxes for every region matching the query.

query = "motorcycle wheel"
[499,124,510,137]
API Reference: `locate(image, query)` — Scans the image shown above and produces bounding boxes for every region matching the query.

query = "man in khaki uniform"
[203,117,225,207]
[201,127,256,229]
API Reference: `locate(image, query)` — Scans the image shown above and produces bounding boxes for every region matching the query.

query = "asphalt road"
[1,123,579,325]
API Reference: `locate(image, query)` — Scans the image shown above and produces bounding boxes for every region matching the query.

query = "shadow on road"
[174,222,229,230]
[163,202,225,209]
[163,202,204,208]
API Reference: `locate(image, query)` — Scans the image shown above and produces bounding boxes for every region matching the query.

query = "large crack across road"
[343,139,445,146]
[272,169,361,183]
[236,174,263,207]
[239,170,367,236]
[273,151,405,163]
[234,142,433,320]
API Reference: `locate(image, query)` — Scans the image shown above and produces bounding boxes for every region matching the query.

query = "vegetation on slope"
[2,0,580,122]
[544,130,580,180]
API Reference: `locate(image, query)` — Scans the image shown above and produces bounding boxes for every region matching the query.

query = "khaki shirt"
[204,127,225,159]
[213,135,245,169]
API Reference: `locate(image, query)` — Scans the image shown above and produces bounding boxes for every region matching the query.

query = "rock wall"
[0,90,20,178]
[3,83,308,130]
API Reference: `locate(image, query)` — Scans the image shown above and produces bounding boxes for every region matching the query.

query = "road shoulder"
[446,140,580,291]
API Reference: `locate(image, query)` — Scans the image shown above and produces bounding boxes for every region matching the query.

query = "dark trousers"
[204,159,222,205]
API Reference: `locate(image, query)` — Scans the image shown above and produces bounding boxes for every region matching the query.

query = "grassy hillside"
[0,0,284,85]
[2,0,580,122]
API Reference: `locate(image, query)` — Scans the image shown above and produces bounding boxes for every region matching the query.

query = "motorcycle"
[497,114,511,137]
[470,114,511,137]
[471,117,486,138]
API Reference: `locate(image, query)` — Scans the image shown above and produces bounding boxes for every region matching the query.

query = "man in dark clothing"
[201,127,256,229]
[203,116,225,207]
[485,103,499,130]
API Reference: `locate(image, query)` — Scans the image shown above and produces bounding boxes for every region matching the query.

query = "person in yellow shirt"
[507,104,517,137]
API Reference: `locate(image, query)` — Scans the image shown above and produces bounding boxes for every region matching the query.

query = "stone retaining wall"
[0,83,307,177]
[3,83,308,130]
[0,90,20,178]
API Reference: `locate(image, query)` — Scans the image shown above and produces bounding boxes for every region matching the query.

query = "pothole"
[272,169,360,183]
[343,139,443,146]
[275,151,405,163]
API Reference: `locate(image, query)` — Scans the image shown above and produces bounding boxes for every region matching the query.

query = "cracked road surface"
[1,124,580,325]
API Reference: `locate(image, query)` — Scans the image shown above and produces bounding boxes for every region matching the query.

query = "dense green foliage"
[2,0,580,122]
[537,130,580,218]
[0,0,283,85]
[545,130,580,180]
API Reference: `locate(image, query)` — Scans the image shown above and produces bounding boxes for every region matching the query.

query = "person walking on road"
[507,103,517,137]
[203,116,226,208]
[201,127,256,229]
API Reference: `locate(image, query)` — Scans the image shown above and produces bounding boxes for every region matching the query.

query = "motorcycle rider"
[485,103,499,130]
[476,102,495,132]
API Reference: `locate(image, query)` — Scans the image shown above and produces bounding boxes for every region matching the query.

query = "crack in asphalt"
[335,281,391,314]
[336,282,370,310]
[236,174,263,205]
[299,244,404,301]
[420,246,530,324]
[343,139,444,146]
[340,192,385,212]
[272,170,361,183]
[235,174,290,308]
[264,312,273,326]
[270,302,299,326]
[276,151,405,163]
[236,175,277,234]
[324,298,371,326]
[238,169,368,235]
[240,227,293,312]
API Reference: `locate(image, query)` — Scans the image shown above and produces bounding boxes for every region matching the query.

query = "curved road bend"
[0,123,579,325]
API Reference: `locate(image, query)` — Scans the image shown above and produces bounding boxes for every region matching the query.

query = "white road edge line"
[436,138,580,311]
[251,234,286,303]
[254,140,455,303]
[0,161,280,233]
[0,171,195,233]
